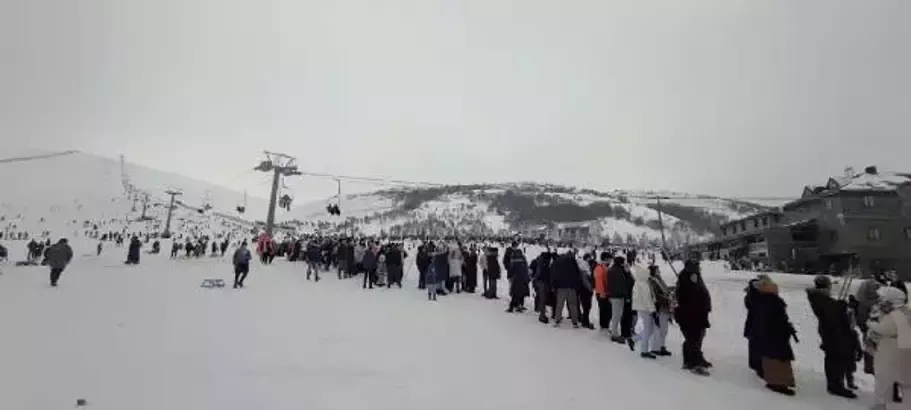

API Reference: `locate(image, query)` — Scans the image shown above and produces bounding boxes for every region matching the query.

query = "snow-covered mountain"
[288,183,773,246]
[0,150,266,243]
[0,150,772,247]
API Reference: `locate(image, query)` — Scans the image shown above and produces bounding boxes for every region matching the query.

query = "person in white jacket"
[866,286,911,410]
[448,242,464,293]
[632,264,657,359]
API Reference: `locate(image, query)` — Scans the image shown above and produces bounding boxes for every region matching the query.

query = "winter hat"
[757,275,778,294]
[600,252,611,262]
[877,286,907,307]
[813,275,832,289]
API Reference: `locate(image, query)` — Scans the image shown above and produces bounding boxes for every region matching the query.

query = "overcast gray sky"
[3,0,909,202]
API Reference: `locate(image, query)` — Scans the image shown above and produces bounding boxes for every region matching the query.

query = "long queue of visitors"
[19,233,911,409]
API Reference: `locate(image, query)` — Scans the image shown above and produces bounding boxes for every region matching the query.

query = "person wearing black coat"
[483,247,501,299]
[806,275,860,399]
[432,248,450,295]
[674,260,712,373]
[416,244,432,289]
[125,236,142,265]
[753,278,797,396]
[385,244,405,288]
[462,247,478,293]
[551,252,581,327]
[607,257,633,342]
[744,278,764,377]
[506,249,530,312]
[532,252,554,323]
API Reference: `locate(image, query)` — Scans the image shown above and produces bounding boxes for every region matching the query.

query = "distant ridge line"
[0,150,80,164]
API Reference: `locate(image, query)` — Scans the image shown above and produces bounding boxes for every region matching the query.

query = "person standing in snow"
[744,277,764,378]
[576,252,595,329]
[232,241,252,288]
[426,258,439,301]
[481,247,501,298]
[607,257,632,343]
[45,238,73,287]
[675,260,713,375]
[753,276,798,396]
[362,245,378,289]
[376,254,388,287]
[647,265,673,357]
[306,240,321,282]
[632,264,658,358]
[505,248,530,313]
[806,275,860,398]
[448,242,464,293]
[593,253,612,331]
[866,286,911,410]
[416,243,432,289]
[532,251,554,323]
[125,235,142,265]
[432,246,450,295]
[551,251,581,327]
[463,245,479,293]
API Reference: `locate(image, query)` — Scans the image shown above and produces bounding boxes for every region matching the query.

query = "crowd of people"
[6,230,909,407]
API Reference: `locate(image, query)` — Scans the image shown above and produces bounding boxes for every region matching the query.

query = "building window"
[905,227,911,241]
[864,196,876,208]
[740,221,747,231]
[825,199,833,209]
[868,227,881,241]
[762,217,769,226]
[753,219,759,228]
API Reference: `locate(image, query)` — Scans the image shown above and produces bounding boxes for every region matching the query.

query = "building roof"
[838,171,911,192]
[555,221,598,229]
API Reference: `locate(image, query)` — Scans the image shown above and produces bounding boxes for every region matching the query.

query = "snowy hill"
[0,150,267,248]
[287,183,772,245]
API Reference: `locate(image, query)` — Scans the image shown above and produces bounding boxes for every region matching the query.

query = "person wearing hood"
[45,238,73,287]
[631,264,657,358]
[675,259,713,375]
[866,286,911,410]
[551,251,581,327]
[753,276,798,396]
[416,243,432,289]
[806,275,861,398]
[607,257,633,343]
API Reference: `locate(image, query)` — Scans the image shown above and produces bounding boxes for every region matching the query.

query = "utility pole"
[253,151,301,236]
[163,189,182,238]
[655,195,669,250]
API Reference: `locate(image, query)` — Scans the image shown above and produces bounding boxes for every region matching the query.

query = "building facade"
[687,166,911,277]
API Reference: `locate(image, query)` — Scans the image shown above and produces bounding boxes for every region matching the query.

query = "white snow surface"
[0,246,874,410]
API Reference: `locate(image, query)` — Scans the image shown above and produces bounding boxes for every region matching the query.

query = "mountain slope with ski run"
[0,150,772,246]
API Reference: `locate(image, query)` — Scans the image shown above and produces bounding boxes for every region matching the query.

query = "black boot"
[827,387,857,399]
[765,384,795,396]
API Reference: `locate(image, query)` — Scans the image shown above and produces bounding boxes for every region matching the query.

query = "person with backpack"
[45,238,73,287]
[232,241,252,289]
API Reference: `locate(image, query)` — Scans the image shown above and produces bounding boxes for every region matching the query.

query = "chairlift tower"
[253,151,302,236]
[163,189,183,238]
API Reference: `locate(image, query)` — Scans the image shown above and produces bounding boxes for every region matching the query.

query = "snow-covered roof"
[837,171,911,192]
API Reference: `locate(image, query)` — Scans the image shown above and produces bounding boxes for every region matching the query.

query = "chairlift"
[279,194,293,211]
[236,190,248,214]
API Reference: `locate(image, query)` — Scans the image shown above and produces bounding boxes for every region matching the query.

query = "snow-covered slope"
[290,184,771,245]
[0,150,265,244]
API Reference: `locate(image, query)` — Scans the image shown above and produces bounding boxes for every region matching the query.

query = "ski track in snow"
[0,245,874,410]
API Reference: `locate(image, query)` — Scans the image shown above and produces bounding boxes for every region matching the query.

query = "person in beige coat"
[866,286,911,410]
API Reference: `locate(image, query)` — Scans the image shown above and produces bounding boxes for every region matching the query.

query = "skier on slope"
[232,241,252,289]
[45,238,73,287]
[125,236,142,265]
